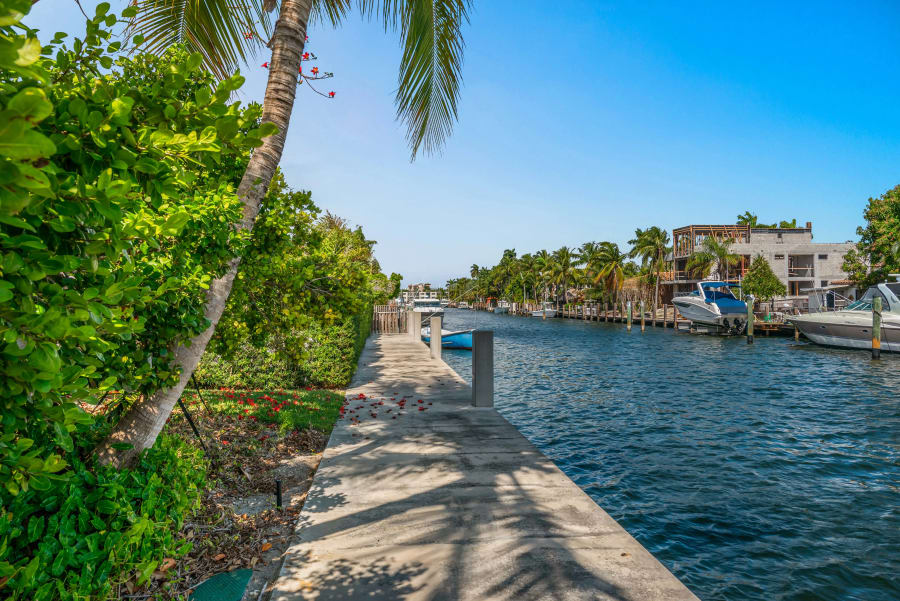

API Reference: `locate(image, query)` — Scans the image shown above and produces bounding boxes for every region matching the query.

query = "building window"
[818,254,828,260]
[774,254,784,260]
[821,280,829,287]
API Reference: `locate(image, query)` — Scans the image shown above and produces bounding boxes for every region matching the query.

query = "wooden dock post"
[746,295,754,344]
[663,304,668,328]
[873,296,882,359]
[627,301,633,331]
[430,316,442,360]
[793,325,799,341]
[604,303,608,322]
[472,330,494,407]
[652,303,657,328]
[640,301,646,332]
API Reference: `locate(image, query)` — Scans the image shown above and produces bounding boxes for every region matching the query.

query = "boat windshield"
[845,286,885,311]
[704,290,737,301]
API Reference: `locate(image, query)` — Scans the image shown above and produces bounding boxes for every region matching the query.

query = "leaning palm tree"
[98,0,473,466]
[629,226,670,316]
[687,236,740,281]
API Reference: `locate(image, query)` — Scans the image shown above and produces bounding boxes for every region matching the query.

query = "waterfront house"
[662,223,855,309]
[401,282,440,303]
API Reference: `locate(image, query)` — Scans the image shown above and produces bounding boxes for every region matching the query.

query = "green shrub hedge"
[195,308,372,390]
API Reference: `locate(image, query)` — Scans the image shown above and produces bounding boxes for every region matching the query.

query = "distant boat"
[458,302,470,309]
[412,298,444,322]
[421,327,473,350]
[532,301,557,318]
[672,281,747,333]
[493,300,510,314]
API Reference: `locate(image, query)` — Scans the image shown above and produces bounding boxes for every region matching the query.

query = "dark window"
[818,254,828,260]
[774,254,784,260]
[821,280,829,287]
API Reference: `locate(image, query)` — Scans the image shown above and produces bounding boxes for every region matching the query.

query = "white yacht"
[789,279,900,352]
[493,300,510,314]
[412,298,444,322]
[672,282,747,333]
[458,301,470,310]
[531,301,557,318]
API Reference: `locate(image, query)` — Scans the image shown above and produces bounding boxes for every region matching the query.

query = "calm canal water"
[439,309,899,601]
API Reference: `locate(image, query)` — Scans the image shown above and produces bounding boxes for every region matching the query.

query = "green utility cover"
[190,569,253,601]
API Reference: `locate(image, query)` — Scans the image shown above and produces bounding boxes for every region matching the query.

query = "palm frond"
[128,0,279,80]
[382,0,470,160]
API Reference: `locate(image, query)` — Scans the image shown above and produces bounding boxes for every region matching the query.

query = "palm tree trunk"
[96,0,312,467]
[654,256,661,314]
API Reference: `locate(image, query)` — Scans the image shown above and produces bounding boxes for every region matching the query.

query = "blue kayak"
[421,328,473,350]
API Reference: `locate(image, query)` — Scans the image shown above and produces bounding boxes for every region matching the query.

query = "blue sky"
[29,1,900,287]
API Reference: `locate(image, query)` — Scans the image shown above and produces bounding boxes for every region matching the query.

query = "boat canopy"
[700,282,741,289]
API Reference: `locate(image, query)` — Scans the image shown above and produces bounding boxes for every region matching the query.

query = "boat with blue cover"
[421,327,473,350]
[672,281,747,333]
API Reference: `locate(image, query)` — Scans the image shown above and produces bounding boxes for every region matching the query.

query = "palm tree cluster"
[446,227,674,312]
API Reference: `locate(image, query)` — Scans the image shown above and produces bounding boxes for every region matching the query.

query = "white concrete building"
[665,223,854,304]
[401,283,439,302]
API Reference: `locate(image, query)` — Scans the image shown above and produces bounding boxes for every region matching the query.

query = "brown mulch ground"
[120,404,333,600]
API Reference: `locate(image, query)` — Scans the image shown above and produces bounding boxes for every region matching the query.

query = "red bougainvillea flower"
[311,67,319,75]
[302,52,310,60]
[222,440,230,445]
[328,91,335,98]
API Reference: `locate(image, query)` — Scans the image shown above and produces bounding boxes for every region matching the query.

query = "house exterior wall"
[666,225,854,300]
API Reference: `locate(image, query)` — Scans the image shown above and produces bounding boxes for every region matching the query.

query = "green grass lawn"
[179,387,345,435]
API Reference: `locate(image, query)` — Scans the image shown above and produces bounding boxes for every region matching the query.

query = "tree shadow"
[271,335,690,600]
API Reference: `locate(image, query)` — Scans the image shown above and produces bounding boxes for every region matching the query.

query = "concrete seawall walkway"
[270,334,698,601]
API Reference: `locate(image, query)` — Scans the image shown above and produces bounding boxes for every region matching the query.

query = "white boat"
[440,299,450,308]
[458,302,470,309]
[671,282,747,333]
[493,300,510,314]
[789,279,900,352]
[412,298,444,322]
[531,301,557,318]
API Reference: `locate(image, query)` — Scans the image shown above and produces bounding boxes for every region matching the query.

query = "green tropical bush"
[0,434,206,600]
[0,3,266,598]
[0,2,261,492]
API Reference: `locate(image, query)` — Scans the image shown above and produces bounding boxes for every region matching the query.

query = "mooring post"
[663,304,668,328]
[746,295,755,344]
[430,315,442,360]
[652,303,657,328]
[640,301,646,332]
[794,325,799,342]
[410,311,422,342]
[627,301,633,331]
[873,296,882,359]
[472,330,494,407]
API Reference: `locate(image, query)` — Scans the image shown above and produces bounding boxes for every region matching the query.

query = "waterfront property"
[438,308,900,601]
[665,223,854,307]
[269,334,699,601]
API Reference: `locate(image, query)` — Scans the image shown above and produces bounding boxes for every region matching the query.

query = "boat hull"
[421,329,473,350]
[531,309,557,318]
[790,314,900,352]
[672,297,746,332]
[493,307,509,314]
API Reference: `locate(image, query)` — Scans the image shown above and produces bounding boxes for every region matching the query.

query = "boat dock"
[476,302,799,337]
[269,334,699,601]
